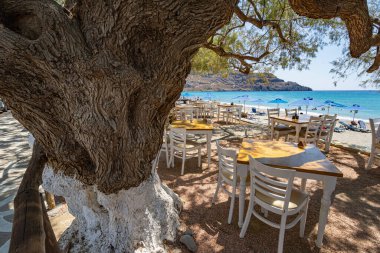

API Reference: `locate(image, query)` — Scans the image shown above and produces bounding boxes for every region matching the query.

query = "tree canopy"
[192,0,380,88]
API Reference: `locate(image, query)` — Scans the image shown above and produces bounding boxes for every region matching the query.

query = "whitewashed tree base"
[42,166,182,253]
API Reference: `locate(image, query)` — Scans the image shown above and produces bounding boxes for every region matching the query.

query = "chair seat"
[288,129,314,139]
[177,140,200,149]
[274,125,295,132]
[256,189,308,210]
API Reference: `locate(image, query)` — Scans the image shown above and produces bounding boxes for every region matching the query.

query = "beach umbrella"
[288,97,324,114]
[323,100,346,114]
[232,95,250,112]
[268,98,288,108]
[250,98,265,110]
[343,104,368,121]
[202,92,214,101]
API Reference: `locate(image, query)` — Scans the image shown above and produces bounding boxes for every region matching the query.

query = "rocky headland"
[185,73,312,91]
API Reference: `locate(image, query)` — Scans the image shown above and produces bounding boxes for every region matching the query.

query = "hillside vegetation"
[185,73,312,91]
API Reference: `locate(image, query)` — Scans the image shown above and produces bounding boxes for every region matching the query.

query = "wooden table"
[237,140,343,248]
[217,104,242,122]
[170,120,213,167]
[270,115,311,142]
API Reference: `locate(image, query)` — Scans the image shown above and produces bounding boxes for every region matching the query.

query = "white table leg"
[206,132,211,168]
[316,176,337,247]
[295,125,301,143]
[300,178,307,192]
[270,119,275,140]
[237,164,248,227]
[217,107,220,122]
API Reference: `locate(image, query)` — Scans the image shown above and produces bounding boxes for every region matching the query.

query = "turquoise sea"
[184,90,380,121]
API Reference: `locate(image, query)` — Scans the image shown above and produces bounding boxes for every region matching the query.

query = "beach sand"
[236,103,372,152]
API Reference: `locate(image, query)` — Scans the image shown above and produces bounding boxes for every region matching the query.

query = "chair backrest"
[216,140,238,185]
[248,156,296,212]
[305,116,324,142]
[285,108,297,116]
[369,118,380,144]
[319,114,337,138]
[178,107,194,120]
[252,107,257,113]
[267,108,280,125]
[169,128,186,152]
[233,105,242,115]
[285,108,297,117]
[358,120,366,130]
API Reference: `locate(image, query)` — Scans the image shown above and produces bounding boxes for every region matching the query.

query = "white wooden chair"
[203,102,217,118]
[285,108,298,117]
[159,129,171,168]
[268,108,295,140]
[169,128,201,175]
[318,114,337,152]
[367,118,380,170]
[178,107,194,120]
[287,116,323,145]
[240,157,310,253]
[212,141,239,224]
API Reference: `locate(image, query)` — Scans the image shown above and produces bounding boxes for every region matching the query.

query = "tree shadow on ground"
[158,127,380,253]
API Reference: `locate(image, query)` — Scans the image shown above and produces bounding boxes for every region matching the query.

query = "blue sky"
[274,44,368,91]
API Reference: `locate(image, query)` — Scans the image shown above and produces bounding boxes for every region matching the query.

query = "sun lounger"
[358,120,371,133]
[334,127,345,133]
[339,121,361,132]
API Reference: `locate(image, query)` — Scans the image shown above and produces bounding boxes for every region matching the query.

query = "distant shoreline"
[183,90,380,120]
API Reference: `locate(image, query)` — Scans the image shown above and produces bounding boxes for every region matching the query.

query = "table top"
[270,115,312,124]
[170,120,213,130]
[218,104,242,108]
[237,140,343,177]
[175,105,203,109]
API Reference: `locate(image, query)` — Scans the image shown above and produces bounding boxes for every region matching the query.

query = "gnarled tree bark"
[1,0,235,251]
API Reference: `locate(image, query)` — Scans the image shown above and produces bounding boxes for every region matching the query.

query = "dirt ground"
[157,137,380,253]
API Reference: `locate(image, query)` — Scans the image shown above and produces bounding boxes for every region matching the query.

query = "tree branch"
[234,4,289,43]
[288,0,373,59]
[204,42,272,73]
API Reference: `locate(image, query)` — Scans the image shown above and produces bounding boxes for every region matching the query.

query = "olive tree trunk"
[0,0,235,251]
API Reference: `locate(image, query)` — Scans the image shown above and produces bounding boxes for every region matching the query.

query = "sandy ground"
[1,111,379,253]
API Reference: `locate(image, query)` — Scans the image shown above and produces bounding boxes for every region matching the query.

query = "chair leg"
[366,148,376,170]
[181,155,186,175]
[198,146,201,167]
[278,215,287,253]
[228,186,237,224]
[212,175,222,204]
[239,193,255,238]
[170,149,174,168]
[276,132,280,141]
[165,145,170,169]
[300,198,309,238]
[300,179,307,192]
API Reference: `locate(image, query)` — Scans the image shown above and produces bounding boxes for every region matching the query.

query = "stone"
[183,229,194,236]
[180,235,197,252]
